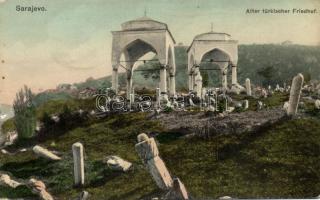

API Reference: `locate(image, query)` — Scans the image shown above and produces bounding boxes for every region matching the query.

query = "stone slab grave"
[0,172,54,200]
[151,108,286,136]
[105,155,132,172]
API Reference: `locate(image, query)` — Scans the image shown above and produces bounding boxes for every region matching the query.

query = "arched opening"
[118,39,162,98]
[167,47,175,96]
[199,48,231,89]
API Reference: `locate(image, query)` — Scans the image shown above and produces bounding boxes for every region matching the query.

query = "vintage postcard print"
[0,0,319,199]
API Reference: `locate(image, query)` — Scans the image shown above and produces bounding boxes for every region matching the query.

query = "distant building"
[79,87,98,99]
[281,40,293,45]
[57,84,71,91]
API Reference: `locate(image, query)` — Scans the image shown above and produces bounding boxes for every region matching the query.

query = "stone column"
[221,69,228,90]
[126,70,133,100]
[156,88,161,109]
[132,88,135,103]
[201,88,207,100]
[112,68,118,94]
[129,94,134,111]
[245,78,252,96]
[159,65,167,95]
[195,73,202,98]
[169,74,176,97]
[287,73,304,116]
[231,65,237,85]
[72,142,85,186]
[135,133,173,190]
[188,73,194,92]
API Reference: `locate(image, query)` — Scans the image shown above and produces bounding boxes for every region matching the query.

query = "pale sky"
[0,0,319,105]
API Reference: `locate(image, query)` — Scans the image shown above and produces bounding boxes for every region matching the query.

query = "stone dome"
[194,32,231,41]
[121,16,168,31]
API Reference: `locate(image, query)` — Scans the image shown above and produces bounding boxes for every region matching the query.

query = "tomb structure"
[111,16,176,99]
[187,31,242,97]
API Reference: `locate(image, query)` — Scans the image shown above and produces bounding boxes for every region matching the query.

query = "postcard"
[0,0,319,199]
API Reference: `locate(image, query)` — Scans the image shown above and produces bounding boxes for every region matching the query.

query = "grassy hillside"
[0,95,319,199]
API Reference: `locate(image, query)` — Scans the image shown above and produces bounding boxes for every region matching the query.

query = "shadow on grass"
[0,158,56,179]
[87,160,123,188]
[218,115,290,161]
[156,132,184,144]
[0,185,37,198]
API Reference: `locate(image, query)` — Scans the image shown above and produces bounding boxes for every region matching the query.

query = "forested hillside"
[36,44,320,103]
[87,44,320,90]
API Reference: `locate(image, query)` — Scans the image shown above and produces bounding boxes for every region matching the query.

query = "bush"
[13,86,36,139]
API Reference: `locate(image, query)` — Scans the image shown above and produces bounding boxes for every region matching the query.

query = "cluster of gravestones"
[71,134,189,200]
[96,85,253,114]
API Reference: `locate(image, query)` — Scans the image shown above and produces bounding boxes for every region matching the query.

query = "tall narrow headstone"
[287,73,304,116]
[243,100,249,110]
[129,93,134,111]
[245,78,251,96]
[132,88,135,103]
[72,142,85,186]
[195,73,202,98]
[156,88,161,109]
[135,133,173,190]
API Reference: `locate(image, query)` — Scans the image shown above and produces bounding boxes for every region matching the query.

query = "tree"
[302,72,311,84]
[257,66,274,86]
[13,85,36,139]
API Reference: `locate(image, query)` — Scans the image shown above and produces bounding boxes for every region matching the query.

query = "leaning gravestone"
[29,178,54,200]
[0,173,22,188]
[72,142,85,186]
[33,145,61,161]
[135,133,173,190]
[287,73,304,116]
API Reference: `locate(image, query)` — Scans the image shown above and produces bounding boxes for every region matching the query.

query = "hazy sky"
[0,0,319,104]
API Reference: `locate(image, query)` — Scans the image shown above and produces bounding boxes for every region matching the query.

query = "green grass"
[1,95,319,199]
[0,111,319,199]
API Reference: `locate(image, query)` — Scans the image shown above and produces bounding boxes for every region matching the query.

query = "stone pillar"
[135,133,173,190]
[225,97,228,111]
[231,65,237,85]
[201,88,207,100]
[159,65,167,95]
[129,94,134,110]
[245,78,252,96]
[188,73,194,92]
[169,74,176,97]
[126,70,133,100]
[287,73,304,116]
[195,73,202,98]
[72,142,85,186]
[221,69,228,90]
[132,88,135,103]
[112,68,118,94]
[156,88,161,109]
